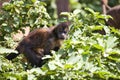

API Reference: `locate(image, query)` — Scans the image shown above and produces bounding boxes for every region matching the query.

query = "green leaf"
[92,44,104,51]
[64,64,73,69]
[73,9,81,15]
[48,61,57,70]
[31,0,36,3]
[0,47,18,54]
[67,54,81,64]
[89,25,103,31]
[2,2,12,10]
[106,36,118,49]
[85,8,95,14]
[15,7,20,14]
[2,23,7,26]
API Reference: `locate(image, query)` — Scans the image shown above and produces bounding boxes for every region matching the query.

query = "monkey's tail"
[5,52,20,60]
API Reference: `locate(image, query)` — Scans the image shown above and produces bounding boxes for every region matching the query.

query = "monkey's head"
[53,22,69,40]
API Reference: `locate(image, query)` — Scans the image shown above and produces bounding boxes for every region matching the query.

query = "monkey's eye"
[59,30,67,34]
[63,31,67,34]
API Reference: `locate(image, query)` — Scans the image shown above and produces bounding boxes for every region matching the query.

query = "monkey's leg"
[24,48,43,67]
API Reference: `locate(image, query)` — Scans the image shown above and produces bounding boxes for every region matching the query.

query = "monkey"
[5,22,69,67]
[101,0,111,14]
[106,5,120,29]
[101,0,120,29]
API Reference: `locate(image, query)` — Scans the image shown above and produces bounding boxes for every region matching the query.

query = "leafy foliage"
[0,0,50,47]
[0,1,120,80]
[37,8,120,80]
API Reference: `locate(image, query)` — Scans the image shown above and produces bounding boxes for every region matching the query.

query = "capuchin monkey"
[101,0,120,29]
[6,22,69,67]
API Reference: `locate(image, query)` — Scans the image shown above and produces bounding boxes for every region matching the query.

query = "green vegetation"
[0,0,50,48]
[0,0,120,80]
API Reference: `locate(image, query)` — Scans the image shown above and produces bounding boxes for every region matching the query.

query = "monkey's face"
[58,29,67,40]
[57,27,68,40]
[53,22,69,40]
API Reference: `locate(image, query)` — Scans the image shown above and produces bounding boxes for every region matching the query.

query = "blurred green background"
[41,0,120,17]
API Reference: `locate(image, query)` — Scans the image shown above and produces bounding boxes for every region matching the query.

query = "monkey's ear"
[58,22,70,28]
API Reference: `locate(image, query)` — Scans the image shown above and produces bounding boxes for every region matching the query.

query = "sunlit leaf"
[73,9,81,15]
[106,36,118,49]
[48,61,57,70]
[0,47,18,54]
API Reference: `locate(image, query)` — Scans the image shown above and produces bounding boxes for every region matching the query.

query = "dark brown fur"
[6,22,69,67]
[102,0,120,29]
[106,5,120,29]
